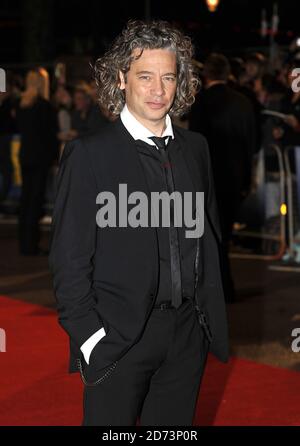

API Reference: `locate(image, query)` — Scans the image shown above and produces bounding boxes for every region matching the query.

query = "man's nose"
[150,78,165,96]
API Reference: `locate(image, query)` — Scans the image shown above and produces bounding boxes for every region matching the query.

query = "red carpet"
[0,295,299,426]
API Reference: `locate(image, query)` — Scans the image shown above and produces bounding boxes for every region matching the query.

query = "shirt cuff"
[80,327,106,365]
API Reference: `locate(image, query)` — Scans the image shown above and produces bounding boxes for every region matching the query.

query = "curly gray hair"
[93,19,200,117]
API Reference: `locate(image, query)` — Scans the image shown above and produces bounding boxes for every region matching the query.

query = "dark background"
[0,0,299,64]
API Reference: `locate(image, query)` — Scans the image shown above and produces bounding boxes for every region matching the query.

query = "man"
[16,68,59,255]
[189,53,257,302]
[49,20,229,426]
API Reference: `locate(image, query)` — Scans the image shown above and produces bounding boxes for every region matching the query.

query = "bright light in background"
[296,37,300,47]
[206,0,220,12]
[280,203,287,215]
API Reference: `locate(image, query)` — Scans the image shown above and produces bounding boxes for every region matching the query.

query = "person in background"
[240,52,266,91]
[189,53,257,302]
[16,68,59,255]
[52,84,75,159]
[273,60,300,147]
[71,82,108,138]
[53,84,73,140]
[229,55,263,155]
[0,73,18,206]
[89,79,114,122]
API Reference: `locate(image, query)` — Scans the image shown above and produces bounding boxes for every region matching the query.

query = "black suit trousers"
[82,298,209,426]
[18,164,49,254]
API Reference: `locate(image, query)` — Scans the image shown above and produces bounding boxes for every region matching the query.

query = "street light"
[206,0,220,13]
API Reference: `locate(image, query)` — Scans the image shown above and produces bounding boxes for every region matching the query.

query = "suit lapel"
[111,117,159,265]
[112,117,154,197]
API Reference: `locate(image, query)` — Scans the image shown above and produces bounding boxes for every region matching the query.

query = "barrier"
[231,144,286,260]
[283,145,300,262]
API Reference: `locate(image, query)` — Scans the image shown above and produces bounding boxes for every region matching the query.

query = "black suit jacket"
[49,117,229,375]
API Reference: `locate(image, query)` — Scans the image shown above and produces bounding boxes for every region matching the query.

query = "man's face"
[119,48,177,130]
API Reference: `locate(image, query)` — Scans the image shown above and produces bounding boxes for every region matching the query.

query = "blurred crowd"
[188,50,300,299]
[1,49,300,270]
[0,68,113,255]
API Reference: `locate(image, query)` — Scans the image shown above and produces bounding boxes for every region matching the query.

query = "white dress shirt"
[120,104,174,145]
[80,104,174,364]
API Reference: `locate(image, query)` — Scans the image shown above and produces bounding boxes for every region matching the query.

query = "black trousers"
[0,135,13,203]
[82,298,209,426]
[18,165,49,254]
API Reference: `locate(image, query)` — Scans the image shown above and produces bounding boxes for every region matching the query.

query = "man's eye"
[164,77,176,82]
[140,76,151,80]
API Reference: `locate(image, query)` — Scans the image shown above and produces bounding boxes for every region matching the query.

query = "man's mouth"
[146,102,165,109]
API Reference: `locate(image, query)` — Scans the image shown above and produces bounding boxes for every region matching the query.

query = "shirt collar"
[120,104,174,148]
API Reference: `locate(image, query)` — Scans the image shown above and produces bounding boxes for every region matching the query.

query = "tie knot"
[149,136,169,152]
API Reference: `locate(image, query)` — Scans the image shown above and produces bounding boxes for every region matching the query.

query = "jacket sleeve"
[48,137,105,349]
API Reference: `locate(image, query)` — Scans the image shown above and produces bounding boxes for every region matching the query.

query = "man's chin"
[143,107,169,121]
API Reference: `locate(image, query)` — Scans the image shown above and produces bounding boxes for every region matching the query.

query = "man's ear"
[119,71,126,90]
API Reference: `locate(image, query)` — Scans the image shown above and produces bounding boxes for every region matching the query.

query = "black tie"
[149,136,183,309]
[148,136,169,155]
